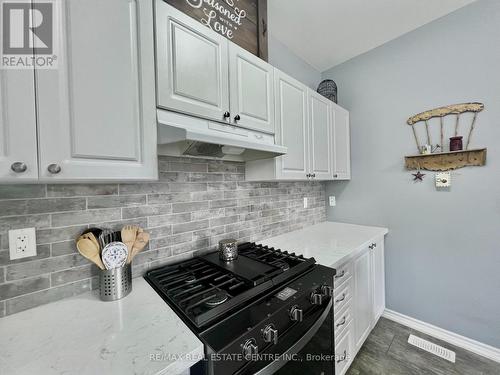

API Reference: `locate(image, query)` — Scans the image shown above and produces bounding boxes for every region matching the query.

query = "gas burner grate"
[145,243,316,328]
[238,243,307,269]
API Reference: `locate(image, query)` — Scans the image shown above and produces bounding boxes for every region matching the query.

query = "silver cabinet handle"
[336,316,347,328]
[335,270,345,279]
[223,111,230,119]
[369,242,377,250]
[335,293,346,303]
[234,114,241,122]
[47,164,62,174]
[11,162,27,173]
[333,173,338,178]
[336,350,347,363]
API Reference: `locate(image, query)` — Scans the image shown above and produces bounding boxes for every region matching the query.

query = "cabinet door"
[353,248,373,350]
[0,69,38,182]
[274,70,309,180]
[229,43,274,134]
[309,90,333,180]
[332,103,351,180]
[371,239,385,321]
[35,0,157,181]
[156,2,229,123]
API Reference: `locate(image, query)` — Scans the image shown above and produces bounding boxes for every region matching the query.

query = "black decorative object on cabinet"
[317,79,338,103]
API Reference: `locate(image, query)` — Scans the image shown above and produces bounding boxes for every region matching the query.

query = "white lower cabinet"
[335,322,355,375]
[334,236,385,375]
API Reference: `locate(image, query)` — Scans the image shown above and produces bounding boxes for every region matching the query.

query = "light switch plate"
[9,228,37,260]
[329,196,336,207]
[436,172,451,188]
[303,197,308,208]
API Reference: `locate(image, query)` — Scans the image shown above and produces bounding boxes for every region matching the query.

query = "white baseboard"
[382,309,500,364]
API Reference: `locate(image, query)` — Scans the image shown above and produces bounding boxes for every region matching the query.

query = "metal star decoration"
[412,170,425,182]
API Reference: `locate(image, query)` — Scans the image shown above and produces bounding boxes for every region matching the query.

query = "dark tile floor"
[347,318,500,375]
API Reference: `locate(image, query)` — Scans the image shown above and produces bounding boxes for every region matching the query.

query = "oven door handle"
[254,298,333,375]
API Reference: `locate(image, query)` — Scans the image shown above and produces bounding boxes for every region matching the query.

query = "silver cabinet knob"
[333,173,338,178]
[11,162,27,173]
[47,164,62,174]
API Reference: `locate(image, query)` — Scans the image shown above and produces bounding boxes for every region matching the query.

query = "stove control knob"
[321,285,333,297]
[241,338,258,358]
[262,324,278,344]
[289,305,303,322]
[310,292,324,305]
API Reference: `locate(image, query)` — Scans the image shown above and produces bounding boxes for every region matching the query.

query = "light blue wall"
[268,34,321,89]
[323,0,500,348]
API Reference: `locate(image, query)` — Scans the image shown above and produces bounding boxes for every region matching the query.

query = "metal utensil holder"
[99,263,132,301]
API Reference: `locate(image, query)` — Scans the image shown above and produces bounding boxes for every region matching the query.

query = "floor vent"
[408,334,456,363]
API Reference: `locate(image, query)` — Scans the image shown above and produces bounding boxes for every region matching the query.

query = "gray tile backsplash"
[0,156,326,317]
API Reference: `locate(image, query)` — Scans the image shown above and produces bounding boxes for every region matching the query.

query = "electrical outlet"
[303,197,308,208]
[9,228,37,260]
[329,196,336,207]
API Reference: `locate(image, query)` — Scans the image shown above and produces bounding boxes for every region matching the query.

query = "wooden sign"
[165,0,268,61]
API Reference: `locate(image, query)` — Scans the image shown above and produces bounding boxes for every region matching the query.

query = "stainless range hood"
[157,110,287,162]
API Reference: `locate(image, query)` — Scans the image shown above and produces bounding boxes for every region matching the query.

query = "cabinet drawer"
[334,282,352,313]
[334,302,353,339]
[334,261,353,290]
[335,322,354,375]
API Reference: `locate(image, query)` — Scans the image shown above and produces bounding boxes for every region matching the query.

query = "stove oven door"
[237,298,335,375]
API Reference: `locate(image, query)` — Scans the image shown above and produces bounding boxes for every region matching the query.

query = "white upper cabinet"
[35,0,157,181]
[308,90,333,180]
[274,70,309,179]
[332,103,351,180]
[155,2,229,123]
[246,69,346,181]
[0,69,38,182]
[228,44,274,133]
[155,2,274,134]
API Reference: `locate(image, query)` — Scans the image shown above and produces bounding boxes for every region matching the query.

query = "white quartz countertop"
[0,277,203,375]
[259,222,388,268]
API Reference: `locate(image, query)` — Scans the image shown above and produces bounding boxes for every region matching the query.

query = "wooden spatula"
[127,229,150,264]
[122,225,138,263]
[76,238,105,270]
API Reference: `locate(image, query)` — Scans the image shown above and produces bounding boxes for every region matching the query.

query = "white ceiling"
[268,0,476,72]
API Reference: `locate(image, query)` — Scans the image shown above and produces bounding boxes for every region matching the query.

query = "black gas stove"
[145,243,336,375]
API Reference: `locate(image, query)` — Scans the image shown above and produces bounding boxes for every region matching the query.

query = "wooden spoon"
[122,225,138,263]
[76,238,105,270]
[127,229,150,264]
[81,232,100,252]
